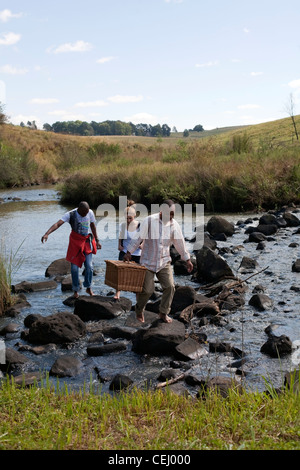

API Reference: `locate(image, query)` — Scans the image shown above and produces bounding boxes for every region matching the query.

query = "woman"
[114,204,142,300]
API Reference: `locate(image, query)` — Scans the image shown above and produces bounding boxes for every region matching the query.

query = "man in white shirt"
[124,199,193,323]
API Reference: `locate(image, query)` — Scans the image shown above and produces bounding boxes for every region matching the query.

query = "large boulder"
[27,311,86,344]
[206,216,235,237]
[196,246,235,283]
[45,258,71,278]
[12,280,58,293]
[132,319,185,355]
[50,355,83,377]
[74,295,132,321]
[261,335,292,357]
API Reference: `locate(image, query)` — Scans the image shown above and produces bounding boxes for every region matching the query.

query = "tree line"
[41,120,204,137]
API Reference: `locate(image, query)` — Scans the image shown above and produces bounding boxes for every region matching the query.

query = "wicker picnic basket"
[104,260,147,293]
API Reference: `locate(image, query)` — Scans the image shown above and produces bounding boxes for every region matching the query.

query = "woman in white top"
[114,205,142,300]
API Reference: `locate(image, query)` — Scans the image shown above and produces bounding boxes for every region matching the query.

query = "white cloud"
[243,27,250,33]
[96,56,115,64]
[0,64,28,75]
[123,112,160,125]
[288,79,300,89]
[107,94,143,103]
[10,113,42,128]
[75,100,107,108]
[48,110,86,121]
[195,61,218,68]
[30,98,59,104]
[237,104,261,110]
[251,72,263,76]
[0,9,22,22]
[0,32,21,46]
[48,40,93,54]
[164,0,184,3]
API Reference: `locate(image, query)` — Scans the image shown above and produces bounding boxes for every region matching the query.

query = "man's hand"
[41,234,48,243]
[186,259,194,273]
[96,240,102,250]
[123,252,131,262]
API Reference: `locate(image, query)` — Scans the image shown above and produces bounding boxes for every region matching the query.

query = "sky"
[1,0,300,131]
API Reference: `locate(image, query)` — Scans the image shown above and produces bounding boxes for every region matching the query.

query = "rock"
[27,311,86,344]
[0,347,30,373]
[18,343,57,355]
[175,337,208,361]
[109,374,133,391]
[74,295,132,321]
[196,246,235,283]
[157,368,182,381]
[11,280,58,293]
[292,259,300,272]
[249,293,273,311]
[132,319,186,355]
[125,310,158,328]
[12,371,45,387]
[238,256,259,272]
[254,224,278,236]
[197,376,243,398]
[61,275,75,291]
[4,294,31,317]
[261,335,293,357]
[87,341,127,356]
[206,216,235,237]
[248,232,267,243]
[50,355,83,377]
[45,258,71,278]
[283,212,300,227]
[0,322,19,335]
[173,259,196,275]
[102,325,138,340]
[170,286,197,314]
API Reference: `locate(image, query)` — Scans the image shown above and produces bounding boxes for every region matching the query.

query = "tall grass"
[1,117,300,211]
[0,241,23,316]
[0,373,299,450]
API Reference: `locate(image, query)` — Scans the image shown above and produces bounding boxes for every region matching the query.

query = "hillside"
[0,115,300,212]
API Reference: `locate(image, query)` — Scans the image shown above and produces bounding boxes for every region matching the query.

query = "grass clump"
[0,374,299,450]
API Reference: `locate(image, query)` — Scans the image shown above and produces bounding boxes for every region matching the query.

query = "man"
[124,199,193,323]
[41,201,101,298]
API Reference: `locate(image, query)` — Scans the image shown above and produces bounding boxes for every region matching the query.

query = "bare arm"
[90,222,102,249]
[41,220,64,243]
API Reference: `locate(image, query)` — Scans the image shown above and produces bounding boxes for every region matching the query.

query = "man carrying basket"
[124,199,193,323]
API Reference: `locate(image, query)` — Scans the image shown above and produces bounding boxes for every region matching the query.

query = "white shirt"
[61,209,96,236]
[127,213,190,272]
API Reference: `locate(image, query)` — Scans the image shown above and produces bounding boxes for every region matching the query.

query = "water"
[0,185,299,394]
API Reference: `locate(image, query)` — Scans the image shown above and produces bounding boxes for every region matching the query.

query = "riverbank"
[1,117,300,212]
[0,372,299,450]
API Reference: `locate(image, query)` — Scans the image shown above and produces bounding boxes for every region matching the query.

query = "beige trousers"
[135,262,175,316]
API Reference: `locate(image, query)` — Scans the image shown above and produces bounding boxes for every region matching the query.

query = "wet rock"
[283,212,300,227]
[45,258,71,278]
[249,293,273,311]
[292,259,300,272]
[209,341,232,353]
[12,280,58,293]
[102,325,137,340]
[109,374,133,391]
[74,295,132,321]
[27,311,86,344]
[87,341,127,356]
[50,355,83,377]
[173,259,196,275]
[196,246,235,283]
[132,319,185,355]
[157,368,182,381]
[4,294,31,317]
[13,371,45,387]
[261,335,292,357]
[238,256,259,273]
[170,286,197,314]
[206,216,235,237]
[197,376,243,398]
[175,337,208,361]
[0,323,19,336]
[18,343,57,355]
[0,347,30,373]
[248,232,267,243]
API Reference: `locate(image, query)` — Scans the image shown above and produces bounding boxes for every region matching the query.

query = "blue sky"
[1,0,300,131]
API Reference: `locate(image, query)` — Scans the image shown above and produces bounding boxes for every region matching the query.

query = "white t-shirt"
[61,209,96,236]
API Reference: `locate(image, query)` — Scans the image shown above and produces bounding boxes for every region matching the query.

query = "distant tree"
[183,129,189,137]
[193,124,204,132]
[162,123,171,137]
[43,123,53,132]
[20,121,25,127]
[0,102,8,125]
[172,126,178,133]
[284,93,299,141]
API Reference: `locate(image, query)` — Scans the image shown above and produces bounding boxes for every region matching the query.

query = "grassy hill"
[0,115,300,212]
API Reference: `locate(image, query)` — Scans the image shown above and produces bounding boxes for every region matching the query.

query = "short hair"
[162,199,175,207]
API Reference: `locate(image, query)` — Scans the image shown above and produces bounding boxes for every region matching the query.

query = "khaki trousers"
[135,262,175,316]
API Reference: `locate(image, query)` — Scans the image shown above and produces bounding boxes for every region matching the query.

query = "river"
[0,185,299,394]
